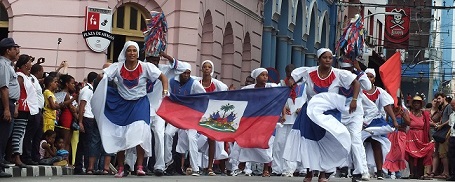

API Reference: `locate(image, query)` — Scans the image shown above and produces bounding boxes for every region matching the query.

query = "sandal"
[262,171,270,177]
[318,177,328,182]
[102,169,113,175]
[207,169,216,176]
[434,173,449,179]
[86,169,94,175]
[304,177,312,182]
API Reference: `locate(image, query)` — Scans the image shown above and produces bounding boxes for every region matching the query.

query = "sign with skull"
[384,7,410,49]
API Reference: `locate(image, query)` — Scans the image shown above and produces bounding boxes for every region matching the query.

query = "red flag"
[379,52,401,106]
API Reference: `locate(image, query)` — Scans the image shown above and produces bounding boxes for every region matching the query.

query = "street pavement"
[0,175,435,182]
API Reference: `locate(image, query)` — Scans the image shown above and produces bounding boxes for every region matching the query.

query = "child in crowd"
[39,130,65,165]
[55,138,69,166]
[43,76,62,132]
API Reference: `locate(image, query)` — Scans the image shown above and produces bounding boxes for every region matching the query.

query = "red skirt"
[405,129,434,166]
[383,131,407,172]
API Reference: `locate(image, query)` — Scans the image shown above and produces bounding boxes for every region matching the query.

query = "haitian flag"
[157,87,290,149]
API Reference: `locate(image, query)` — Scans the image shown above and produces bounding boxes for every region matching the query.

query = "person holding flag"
[144,51,184,176]
[284,48,360,182]
[194,60,229,176]
[274,64,305,177]
[229,67,278,177]
[360,68,398,179]
[164,61,206,176]
[91,41,169,178]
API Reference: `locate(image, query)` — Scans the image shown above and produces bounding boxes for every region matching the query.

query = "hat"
[175,61,191,75]
[316,48,332,59]
[412,95,423,101]
[201,60,214,76]
[251,68,267,79]
[0,38,20,48]
[365,68,376,78]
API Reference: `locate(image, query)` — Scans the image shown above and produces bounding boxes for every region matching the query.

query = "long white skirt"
[91,75,152,157]
[283,92,351,172]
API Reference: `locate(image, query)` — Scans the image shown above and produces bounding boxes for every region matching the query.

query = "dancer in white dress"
[283,48,360,182]
[91,41,169,178]
[229,68,277,177]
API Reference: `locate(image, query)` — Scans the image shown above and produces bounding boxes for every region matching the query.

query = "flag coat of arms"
[157,87,290,149]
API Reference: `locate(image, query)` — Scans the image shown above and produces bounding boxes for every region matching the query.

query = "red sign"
[86,11,100,31]
[384,7,410,49]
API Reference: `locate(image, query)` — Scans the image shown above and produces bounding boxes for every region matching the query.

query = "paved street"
[0,175,434,182]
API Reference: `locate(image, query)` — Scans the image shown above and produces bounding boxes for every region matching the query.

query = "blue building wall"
[261,0,336,80]
[440,1,453,85]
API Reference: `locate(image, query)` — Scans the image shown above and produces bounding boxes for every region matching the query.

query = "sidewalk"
[4,165,73,177]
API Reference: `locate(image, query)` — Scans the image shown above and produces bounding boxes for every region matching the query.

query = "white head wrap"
[365,68,376,78]
[201,60,214,76]
[251,68,268,79]
[118,41,140,63]
[339,61,353,68]
[316,48,333,59]
[175,61,192,75]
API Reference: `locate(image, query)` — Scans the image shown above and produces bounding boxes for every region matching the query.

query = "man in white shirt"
[21,63,45,165]
[78,72,112,174]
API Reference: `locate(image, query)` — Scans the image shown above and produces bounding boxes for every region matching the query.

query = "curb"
[4,165,73,177]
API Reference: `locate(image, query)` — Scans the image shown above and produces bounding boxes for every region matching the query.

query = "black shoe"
[352,174,362,182]
[74,168,84,175]
[0,171,11,178]
[16,163,28,168]
[154,169,164,176]
[447,176,455,181]
[23,160,38,165]
[271,172,281,176]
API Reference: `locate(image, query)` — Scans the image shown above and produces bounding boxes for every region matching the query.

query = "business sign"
[384,7,410,49]
[82,7,114,53]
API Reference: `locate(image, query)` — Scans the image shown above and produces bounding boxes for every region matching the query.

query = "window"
[109,3,149,62]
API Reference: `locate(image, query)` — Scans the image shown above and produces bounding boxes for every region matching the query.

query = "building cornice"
[222,0,263,23]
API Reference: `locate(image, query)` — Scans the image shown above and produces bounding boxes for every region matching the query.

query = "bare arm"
[384,105,398,128]
[160,51,174,64]
[158,73,169,96]
[47,96,61,110]
[78,100,86,133]
[349,79,360,113]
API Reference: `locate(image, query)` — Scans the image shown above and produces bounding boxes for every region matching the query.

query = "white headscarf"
[339,61,353,68]
[251,68,267,79]
[316,48,333,59]
[118,41,140,63]
[175,61,192,75]
[201,60,214,76]
[365,68,376,78]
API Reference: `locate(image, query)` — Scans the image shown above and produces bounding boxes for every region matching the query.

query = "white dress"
[91,61,161,157]
[228,83,278,163]
[283,66,355,172]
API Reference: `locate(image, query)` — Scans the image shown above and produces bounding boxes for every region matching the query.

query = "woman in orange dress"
[405,95,434,179]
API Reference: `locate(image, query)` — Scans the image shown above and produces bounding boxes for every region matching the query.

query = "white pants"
[164,124,179,165]
[272,124,297,174]
[175,129,200,172]
[342,115,368,175]
[151,115,165,170]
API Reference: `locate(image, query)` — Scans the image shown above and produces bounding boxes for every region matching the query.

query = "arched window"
[0,3,8,39]
[107,3,149,62]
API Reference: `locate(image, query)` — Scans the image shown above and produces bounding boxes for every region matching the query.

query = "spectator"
[0,37,20,177]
